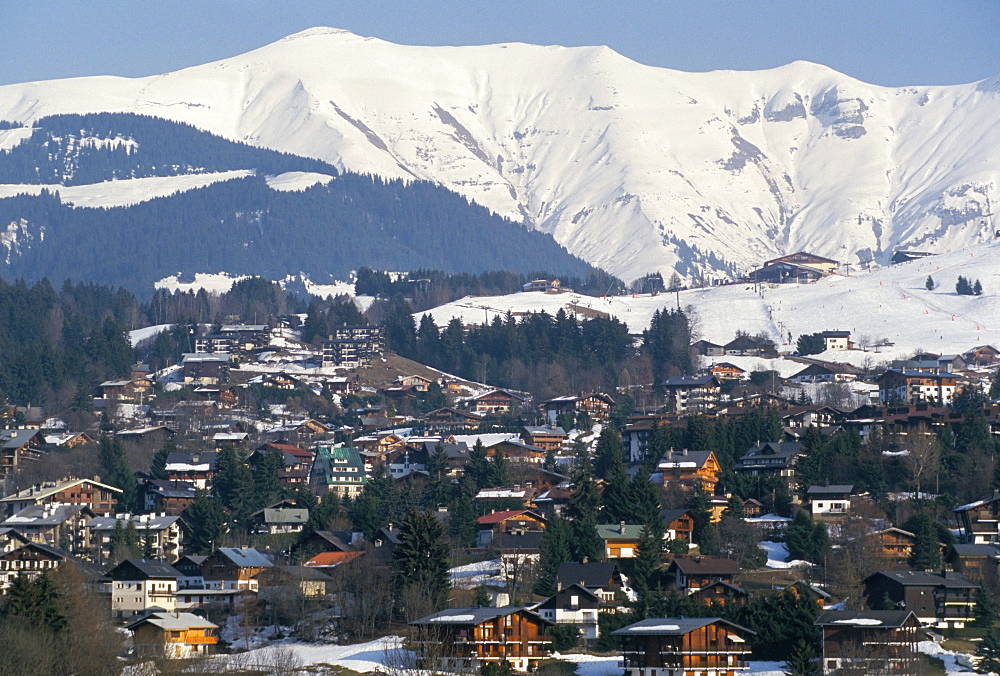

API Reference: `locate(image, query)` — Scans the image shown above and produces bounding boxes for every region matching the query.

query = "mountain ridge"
[1,28,998,282]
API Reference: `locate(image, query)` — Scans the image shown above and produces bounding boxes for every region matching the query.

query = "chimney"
[582,556,589,564]
[682,448,688,456]
[619,521,626,534]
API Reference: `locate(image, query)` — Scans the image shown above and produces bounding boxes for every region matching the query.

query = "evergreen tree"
[601,460,632,524]
[465,439,492,490]
[184,490,225,555]
[685,483,714,546]
[2,573,65,633]
[251,447,285,510]
[449,491,478,548]
[796,333,826,356]
[148,442,172,481]
[566,469,603,562]
[975,586,998,628]
[908,513,943,570]
[783,639,821,676]
[975,279,984,296]
[423,443,452,508]
[925,275,935,291]
[489,449,510,488]
[977,631,1000,674]
[98,436,137,513]
[785,511,829,565]
[534,516,573,596]
[543,446,557,473]
[631,518,665,596]
[593,425,625,480]
[212,445,252,514]
[472,585,491,607]
[393,509,451,611]
[628,465,663,526]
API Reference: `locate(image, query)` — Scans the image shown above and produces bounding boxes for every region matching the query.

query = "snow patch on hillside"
[265,171,335,191]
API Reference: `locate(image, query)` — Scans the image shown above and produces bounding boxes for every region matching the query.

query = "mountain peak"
[280,27,366,42]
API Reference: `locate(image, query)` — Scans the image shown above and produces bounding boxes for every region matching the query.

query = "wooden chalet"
[948,544,1000,582]
[708,362,746,381]
[127,611,218,659]
[99,376,154,401]
[201,547,273,591]
[476,510,546,546]
[595,522,645,559]
[955,493,1000,545]
[0,477,120,517]
[466,389,529,415]
[749,252,839,284]
[815,610,920,675]
[542,393,616,423]
[423,407,484,431]
[410,606,553,672]
[689,580,748,607]
[487,438,546,463]
[661,375,721,414]
[556,561,630,606]
[0,429,46,479]
[0,541,67,592]
[658,449,722,494]
[964,345,1000,366]
[521,426,567,452]
[662,509,696,542]
[533,582,603,642]
[164,451,218,490]
[666,556,741,593]
[864,570,977,628]
[858,527,918,564]
[613,617,755,676]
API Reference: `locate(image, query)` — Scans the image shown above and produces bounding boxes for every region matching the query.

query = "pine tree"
[786,511,828,565]
[534,515,572,596]
[394,509,450,611]
[685,483,714,545]
[925,275,935,291]
[566,469,603,562]
[909,514,942,570]
[149,444,171,481]
[98,436,137,513]
[631,518,665,595]
[251,447,285,510]
[423,443,452,508]
[601,460,632,524]
[975,279,984,296]
[489,449,510,488]
[975,586,999,628]
[783,639,821,676]
[593,425,625,480]
[628,465,663,526]
[465,439,492,490]
[977,631,1000,674]
[449,491,478,548]
[184,490,225,555]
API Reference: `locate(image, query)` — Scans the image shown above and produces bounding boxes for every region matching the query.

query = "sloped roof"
[215,547,273,569]
[612,617,754,636]
[412,606,552,626]
[303,551,365,568]
[556,561,620,588]
[668,556,741,576]
[815,610,916,628]
[595,523,646,540]
[108,558,182,580]
[476,510,543,525]
[127,611,217,631]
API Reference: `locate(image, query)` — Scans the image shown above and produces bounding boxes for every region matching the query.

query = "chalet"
[87,513,182,563]
[789,362,861,384]
[353,431,406,456]
[815,610,920,675]
[387,444,430,479]
[264,418,331,445]
[522,278,561,293]
[397,374,433,392]
[302,550,365,570]
[820,330,852,351]
[709,362,746,381]
[255,565,330,598]
[107,558,182,618]
[521,426,566,452]
[476,510,546,547]
[806,485,854,520]
[691,339,725,357]
[424,407,485,431]
[172,587,244,614]
[249,507,309,535]
[0,528,30,553]
[662,509,696,542]
[742,498,764,517]
[735,441,805,489]
[532,483,575,517]
[142,480,197,515]
[0,542,67,592]
[955,493,1000,545]
[864,570,977,628]
[661,375,721,414]
[751,252,839,284]
[164,451,218,490]
[324,374,360,395]
[410,606,553,672]
[891,250,935,264]
[690,580,748,607]
[311,445,367,498]
[666,557,741,594]
[964,345,1000,366]
[43,431,95,449]
[781,405,844,428]
[596,522,645,559]
[99,377,154,401]
[117,426,176,447]
[193,385,240,407]
[856,527,918,564]
[127,611,218,659]
[541,393,616,424]
[877,370,957,405]
[181,352,230,384]
[466,389,529,415]
[948,544,1000,582]
[0,477,120,517]
[487,438,546,463]
[785,579,832,608]
[249,444,315,487]
[201,547,273,591]
[1,504,94,553]
[533,583,603,641]
[294,529,360,557]
[556,561,631,605]
[658,449,722,494]
[0,429,46,478]
[258,372,304,390]
[723,335,768,357]
[613,617,755,676]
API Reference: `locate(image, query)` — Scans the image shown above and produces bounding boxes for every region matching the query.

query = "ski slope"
[421,239,1000,361]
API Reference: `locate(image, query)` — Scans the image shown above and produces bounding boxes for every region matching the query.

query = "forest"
[0,113,599,293]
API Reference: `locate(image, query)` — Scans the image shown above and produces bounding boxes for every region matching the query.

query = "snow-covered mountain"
[1,27,998,282]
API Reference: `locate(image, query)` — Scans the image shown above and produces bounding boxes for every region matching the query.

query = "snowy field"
[420,239,1000,363]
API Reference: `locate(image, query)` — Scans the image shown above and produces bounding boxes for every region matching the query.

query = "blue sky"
[2,1,997,87]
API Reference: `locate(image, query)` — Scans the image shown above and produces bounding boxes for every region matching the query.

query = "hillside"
[420,239,1000,363]
[1,28,997,282]
[0,114,597,290]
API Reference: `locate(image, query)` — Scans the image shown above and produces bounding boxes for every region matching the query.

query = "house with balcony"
[613,617,755,676]
[87,513,182,563]
[311,445,367,498]
[955,493,1000,545]
[107,558,182,618]
[863,570,977,628]
[658,449,722,494]
[127,610,218,659]
[661,375,721,414]
[877,369,957,405]
[735,441,806,491]
[410,606,553,673]
[816,610,920,675]
[533,582,602,642]
[806,485,854,520]
[0,477,120,517]
[666,556,741,594]
[0,541,67,592]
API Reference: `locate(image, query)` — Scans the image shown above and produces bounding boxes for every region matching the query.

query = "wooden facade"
[658,450,722,494]
[613,617,754,676]
[411,607,553,672]
[816,610,919,675]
